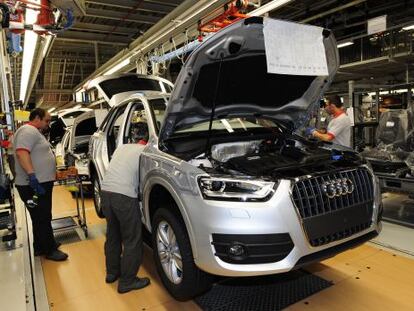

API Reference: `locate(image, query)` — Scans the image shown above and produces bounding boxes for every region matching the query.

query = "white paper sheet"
[367,15,387,35]
[263,18,329,76]
[346,107,355,126]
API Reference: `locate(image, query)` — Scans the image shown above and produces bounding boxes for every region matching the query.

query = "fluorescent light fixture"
[20,1,41,101]
[103,58,130,76]
[48,107,56,113]
[337,41,354,48]
[250,0,293,16]
[402,24,414,31]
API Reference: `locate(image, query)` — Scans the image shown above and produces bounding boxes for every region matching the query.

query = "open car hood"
[159,17,339,146]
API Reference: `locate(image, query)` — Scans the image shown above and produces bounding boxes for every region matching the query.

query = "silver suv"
[89,91,169,217]
[89,17,382,301]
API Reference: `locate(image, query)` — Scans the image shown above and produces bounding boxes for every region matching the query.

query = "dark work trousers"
[101,191,142,284]
[17,182,58,255]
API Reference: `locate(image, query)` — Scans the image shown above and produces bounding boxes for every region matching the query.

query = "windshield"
[175,117,281,135]
[75,117,98,137]
[99,76,162,99]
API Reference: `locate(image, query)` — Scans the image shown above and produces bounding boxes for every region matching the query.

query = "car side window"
[124,101,149,144]
[163,82,173,93]
[61,131,70,151]
[107,104,128,158]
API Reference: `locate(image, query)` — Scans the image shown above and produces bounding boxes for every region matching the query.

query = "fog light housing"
[228,243,247,259]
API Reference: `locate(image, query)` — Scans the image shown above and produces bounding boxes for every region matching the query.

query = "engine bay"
[189,136,364,179]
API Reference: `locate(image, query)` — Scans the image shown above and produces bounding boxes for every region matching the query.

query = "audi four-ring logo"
[321,178,354,198]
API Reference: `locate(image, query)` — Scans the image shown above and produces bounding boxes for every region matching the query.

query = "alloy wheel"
[156,220,183,284]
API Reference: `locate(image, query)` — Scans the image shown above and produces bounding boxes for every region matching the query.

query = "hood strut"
[205,56,224,158]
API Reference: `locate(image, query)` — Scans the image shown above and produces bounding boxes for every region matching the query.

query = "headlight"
[198,177,275,202]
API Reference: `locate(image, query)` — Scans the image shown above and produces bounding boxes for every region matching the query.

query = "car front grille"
[292,168,375,247]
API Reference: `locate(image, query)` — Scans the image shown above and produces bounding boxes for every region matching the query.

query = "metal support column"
[58,59,67,104]
[348,80,355,108]
[407,64,412,111]
[94,42,99,69]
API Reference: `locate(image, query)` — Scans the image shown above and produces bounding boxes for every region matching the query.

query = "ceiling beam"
[55,35,130,46]
[86,8,160,24]
[43,72,92,76]
[300,0,367,23]
[75,0,231,90]
[37,89,74,94]
[59,30,131,44]
[85,0,175,14]
[46,57,100,63]
[146,0,182,6]
[71,22,136,36]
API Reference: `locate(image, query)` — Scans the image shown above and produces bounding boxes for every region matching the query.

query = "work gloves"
[305,127,316,136]
[28,173,46,195]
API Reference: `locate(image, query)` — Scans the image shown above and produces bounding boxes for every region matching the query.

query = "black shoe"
[45,249,68,261]
[34,243,62,256]
[105,274,119,284]
[118,277,150,294]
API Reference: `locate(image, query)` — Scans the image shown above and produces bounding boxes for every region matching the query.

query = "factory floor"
[1,188,414,310]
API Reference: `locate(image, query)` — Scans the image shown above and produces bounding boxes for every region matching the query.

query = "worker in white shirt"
[307,95,352,148]
[100,142,150,294]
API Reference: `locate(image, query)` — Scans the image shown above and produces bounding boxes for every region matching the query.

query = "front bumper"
[181,179,382,277]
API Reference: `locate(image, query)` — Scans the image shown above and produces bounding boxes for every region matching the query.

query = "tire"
[152,208,213,301]
[91,174,104,218]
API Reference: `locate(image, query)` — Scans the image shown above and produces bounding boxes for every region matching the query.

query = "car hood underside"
[159,17,339,146]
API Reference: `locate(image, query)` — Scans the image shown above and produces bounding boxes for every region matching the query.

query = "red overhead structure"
[36,0,55,27]
[198,0,249,33]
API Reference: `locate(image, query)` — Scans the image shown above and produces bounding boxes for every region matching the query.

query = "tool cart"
[52,166,88,238]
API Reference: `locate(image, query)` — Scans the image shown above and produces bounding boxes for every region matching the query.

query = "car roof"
[109,90,170,107]
[87,73,173,90]
[56,108,91,117]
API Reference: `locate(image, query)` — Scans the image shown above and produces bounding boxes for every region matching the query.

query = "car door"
[55,129,71,167]
[119,100,149,145]
[90,108,116,182]
[106,103,130,160]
